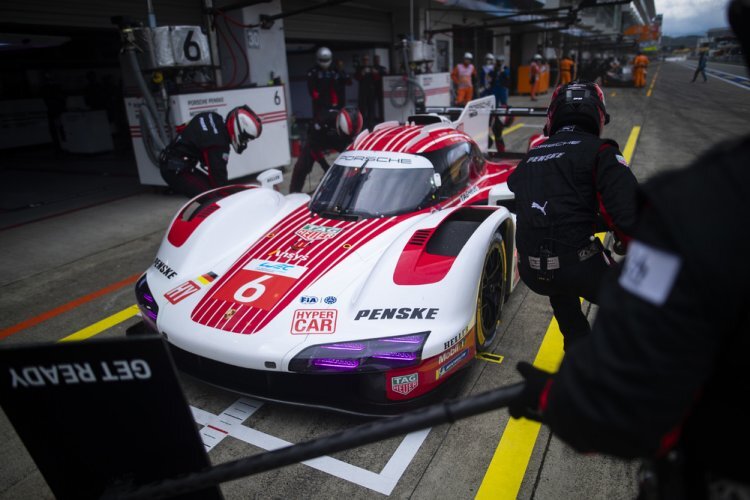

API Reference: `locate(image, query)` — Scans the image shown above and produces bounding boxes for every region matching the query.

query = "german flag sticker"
[197,272,218,285]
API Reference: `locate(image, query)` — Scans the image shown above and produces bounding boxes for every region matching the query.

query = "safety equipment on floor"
[226,106,263,154]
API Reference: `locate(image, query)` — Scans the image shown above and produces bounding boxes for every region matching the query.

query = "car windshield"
[309,159,439,218]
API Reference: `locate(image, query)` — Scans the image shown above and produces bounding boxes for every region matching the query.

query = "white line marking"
[191,398,431,495]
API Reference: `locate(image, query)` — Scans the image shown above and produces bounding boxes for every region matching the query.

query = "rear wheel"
[475,234,507,350]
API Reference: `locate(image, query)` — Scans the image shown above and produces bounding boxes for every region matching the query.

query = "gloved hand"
[612,236,627,256]
[508,362,554,422]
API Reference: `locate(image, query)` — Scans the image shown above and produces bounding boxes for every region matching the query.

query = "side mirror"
[257,169,284,189]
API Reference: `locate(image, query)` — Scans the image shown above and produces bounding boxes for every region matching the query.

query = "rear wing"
[414,98,548,154]
[423,106,548,119]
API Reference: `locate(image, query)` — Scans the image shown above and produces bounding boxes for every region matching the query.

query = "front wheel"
[475,233,507,350]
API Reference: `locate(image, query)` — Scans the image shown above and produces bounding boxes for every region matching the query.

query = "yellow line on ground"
[610,91,617,97]
[622,125,642,164]
[502,122,525,136]
[476,317,565,499]
[646,66,660,97]
[58,304,140,342]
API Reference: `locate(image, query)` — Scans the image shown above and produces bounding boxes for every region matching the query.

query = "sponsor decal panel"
[443,325,470,350]
[197,272,218,285]
[268,248,309,262]
[438,339,467,364]
[291,309,337,334]
[436,349,469,379]
[391,373,419,396]
[354,307,439,321]
[153,257,178,279]
[459,185,479,203]
[295,224,342,242]
[164,281,200,304]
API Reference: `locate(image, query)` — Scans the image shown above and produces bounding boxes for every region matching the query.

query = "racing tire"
[475,233,507,350]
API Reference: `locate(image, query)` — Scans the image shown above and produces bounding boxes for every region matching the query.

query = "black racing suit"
[507,125,638,349]
[289,109,352,194]
[159,112,230,198]
[539,136,750,497]
[307,66,339,120]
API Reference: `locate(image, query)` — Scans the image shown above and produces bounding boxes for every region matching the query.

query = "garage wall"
[282,0,392,43]
[1,0,202,29]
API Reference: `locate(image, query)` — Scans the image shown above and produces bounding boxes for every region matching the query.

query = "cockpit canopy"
[309,142,485,219]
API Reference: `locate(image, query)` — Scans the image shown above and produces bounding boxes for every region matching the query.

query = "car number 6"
[234,275,272,303]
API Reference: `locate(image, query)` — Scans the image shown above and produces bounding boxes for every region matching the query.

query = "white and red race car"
[135,97,541,415]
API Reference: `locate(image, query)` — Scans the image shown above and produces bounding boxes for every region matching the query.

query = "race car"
[133,97,540,415]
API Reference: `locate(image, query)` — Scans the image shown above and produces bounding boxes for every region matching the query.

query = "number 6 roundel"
[214,259,307,311]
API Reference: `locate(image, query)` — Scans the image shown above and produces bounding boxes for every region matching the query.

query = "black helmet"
[544,80,610,136]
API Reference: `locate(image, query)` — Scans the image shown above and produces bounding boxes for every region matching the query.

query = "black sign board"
[0,336,222,500]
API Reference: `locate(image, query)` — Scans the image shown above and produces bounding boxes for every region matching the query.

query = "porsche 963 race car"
[134,97,541,415]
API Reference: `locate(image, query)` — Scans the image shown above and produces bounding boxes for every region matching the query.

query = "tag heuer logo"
[295,224,342,242]
[391,373,419,396]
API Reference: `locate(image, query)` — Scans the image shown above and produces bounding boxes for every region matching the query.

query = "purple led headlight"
[135,274,159,331]
[288,332,429,374]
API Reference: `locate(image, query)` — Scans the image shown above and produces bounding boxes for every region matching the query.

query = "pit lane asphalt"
[1,61,749,499]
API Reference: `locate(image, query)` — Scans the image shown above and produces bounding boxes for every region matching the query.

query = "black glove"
[508,362,554,421]
[612,236,627,256]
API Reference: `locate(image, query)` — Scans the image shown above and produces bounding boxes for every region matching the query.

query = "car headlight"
[288,332,429,373]
[135,275,159,331]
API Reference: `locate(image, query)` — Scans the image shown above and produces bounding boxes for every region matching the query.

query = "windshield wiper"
[318,210,361,221]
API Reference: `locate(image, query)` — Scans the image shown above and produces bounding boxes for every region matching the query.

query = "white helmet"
[226,105,262,154]
[317,47,333,69]
[485,52,495,62]
[464,52,473,60]
[534,54,543,60]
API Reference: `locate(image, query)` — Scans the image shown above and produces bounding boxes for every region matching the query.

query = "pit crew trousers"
[518,249,614,350]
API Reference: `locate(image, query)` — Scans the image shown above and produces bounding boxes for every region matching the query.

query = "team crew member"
[307,47,339,120]
[559,54,575,84]
[530,54,543,101]
[451,52,477,105]
[491,55,511,106]
[691,50,709,83]
[480,53,495,97]
[507,81,639,350]
[509,5,750,496]
[159,106,261,198]
[633,51,649,88]
[289,107,363,193]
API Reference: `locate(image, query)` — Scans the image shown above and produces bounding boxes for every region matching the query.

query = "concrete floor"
[1,61,749,499]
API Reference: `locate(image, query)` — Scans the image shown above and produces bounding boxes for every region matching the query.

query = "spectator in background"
[355,54,381,130]
[334,60,352,107]
[451,52,477,105]
[491,55,511,106]
[530,54,543,101]
[307,47,339,120]
[691,50,708,83]
[480,53,495,97]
